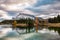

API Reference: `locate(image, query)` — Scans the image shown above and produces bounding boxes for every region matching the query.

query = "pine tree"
[57,15,60,22]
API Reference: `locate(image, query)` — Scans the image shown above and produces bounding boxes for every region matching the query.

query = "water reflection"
[0,25,60,40]
[48,27,60,35]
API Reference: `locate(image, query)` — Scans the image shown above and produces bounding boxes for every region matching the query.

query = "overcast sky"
[0,0,60,21]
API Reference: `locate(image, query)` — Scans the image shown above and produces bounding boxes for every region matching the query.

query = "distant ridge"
[0,13,43,22]
[15,13,42,20]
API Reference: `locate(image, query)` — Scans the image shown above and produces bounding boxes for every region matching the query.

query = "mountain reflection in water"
[0,25,60,40]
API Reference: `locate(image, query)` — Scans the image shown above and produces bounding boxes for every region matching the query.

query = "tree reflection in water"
[48,27,60,35]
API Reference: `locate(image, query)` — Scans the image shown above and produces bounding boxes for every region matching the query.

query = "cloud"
[26,0,60,19]
[0,0,37,11]
[0,0,60,20]
[0,10,12,19]
[0,3,29,11]
[0,0,36,4]
[0,0,37,20]
[33,0,55,7]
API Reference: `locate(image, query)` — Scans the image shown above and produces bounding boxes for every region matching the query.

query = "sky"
[0,0,60,21]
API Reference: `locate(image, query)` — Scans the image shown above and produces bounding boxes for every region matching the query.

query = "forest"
[48,15,60,23]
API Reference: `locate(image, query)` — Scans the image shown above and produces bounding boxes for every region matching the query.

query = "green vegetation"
[16,18,34,24]
[17,18,34,27]
[48,15,60,23]
[16,18,34,33]
[1,18,35,33]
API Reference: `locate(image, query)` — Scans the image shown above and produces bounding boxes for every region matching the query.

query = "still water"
[0,25,60,40]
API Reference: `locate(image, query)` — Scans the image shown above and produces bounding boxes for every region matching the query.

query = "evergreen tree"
[57,15,60,22]
[48,15,60,23]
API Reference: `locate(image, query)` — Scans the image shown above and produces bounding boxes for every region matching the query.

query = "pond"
[0,25,60,40]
